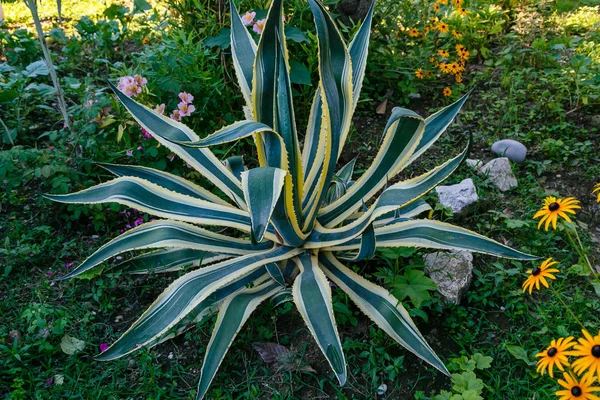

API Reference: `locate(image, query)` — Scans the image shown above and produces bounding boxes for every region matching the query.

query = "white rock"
[466,159,483,170]
[491,139,527,163]
[423,251,474,305]
[435,178,478,214]
[480,157,518,192]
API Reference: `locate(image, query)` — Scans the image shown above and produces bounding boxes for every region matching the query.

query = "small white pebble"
[168,352,174,360]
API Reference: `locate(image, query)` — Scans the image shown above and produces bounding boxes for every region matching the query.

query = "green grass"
[1,0,600,399]
[2,0,120,25]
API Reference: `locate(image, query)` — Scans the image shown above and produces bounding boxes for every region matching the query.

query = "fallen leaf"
[60,334,85,355]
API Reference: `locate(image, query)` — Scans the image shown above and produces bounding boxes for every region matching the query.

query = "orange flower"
[456,7,468,16]
[437,22,449,33]
[452,30,463,38]
[415,68,425,79]
[452,0,463,6]
[438,0,448,4]
[455,74,462,83]
[433,3,441,12]
[443,87,452,97]
[437,49,450,58]
[439,63,452,73]
[408,28,420,37]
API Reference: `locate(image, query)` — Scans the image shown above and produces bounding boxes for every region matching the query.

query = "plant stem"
[550,284,584,329]
[24,0,72,132]
[573,226,598,279]
[0,116,14,146]
[564,225,600,282]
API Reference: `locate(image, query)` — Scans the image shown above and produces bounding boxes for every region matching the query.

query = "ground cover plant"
[1,0,599,399]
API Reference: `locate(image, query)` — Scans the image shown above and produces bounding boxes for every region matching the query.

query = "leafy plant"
[46,0,536,398]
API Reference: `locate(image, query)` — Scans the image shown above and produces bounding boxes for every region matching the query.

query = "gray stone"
[408,93,421,99]
[466,158,483,170]
[435,178,478,214]
[480,157,518,192]
[424,251,473,305]
[491,139,527,163]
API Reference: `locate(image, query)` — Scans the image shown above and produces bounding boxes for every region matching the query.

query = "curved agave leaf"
[146,269,270,349]
[60,220,271,279]
[318,108,426,227]
[348,0,374,111]
[107,80,246,208]
[169,120,273,148]
[223,156,246,180]
[319,252,449,375]
[305,142,470,249]
[44,177,260,237]
[99,163,229,205]
[292,253,347,385]
[329,219,538,260]
[265,263,286,287]
[119,249,229,274]
[252,0,303,216]
[408,90,471,166]
[229,0,257,109]
[241,166,286,244]
[196,281,280,400]
[96,246,302,361]
[301,0,353,231]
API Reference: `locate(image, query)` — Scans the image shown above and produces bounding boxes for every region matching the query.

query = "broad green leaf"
[392,270,437,308]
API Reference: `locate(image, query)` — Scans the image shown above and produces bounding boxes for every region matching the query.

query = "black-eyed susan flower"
[533,196,581,231]
[408,28,420,37]
[571,330,600,381]
[450,62,462,74]
[522,258,559,294]
[433,3,441,12]
[442,87,452,97]
[459,49,470,60]
[454,73,462,83]
[456,44,466,52]
[437,49,450,58]
[415,68,425,79]
[536,337,576,378]
[593,184,600,202]
[456,7,468,16]
[451,29,463,38]
[438,0,448,4]
[439,63,452,73]
[556,372,600,400]
[437,22,449,33]
[452,0,463,6]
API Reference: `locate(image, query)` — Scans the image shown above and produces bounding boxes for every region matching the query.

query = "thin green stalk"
[549,284,584,329]
[24,0,72,131]
[0,116,14,146]
[573,226,598,279]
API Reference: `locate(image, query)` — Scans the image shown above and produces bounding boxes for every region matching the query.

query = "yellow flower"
[571,330,600,381]
[439,63,452,73]
[555,372,600,400]
[456,44,466,52]
[408,28,420,37]
[433,3,441,12]
[533,196,581,231]
[452,0,463,6]
[438,0,448,4]
[455,73,462,83]
[449,62,462,74]
[424,26,430,35]
[459,49,470,60]
[437,22,449,33]
[451,29,463,38]
[522,257,559,294]
[456,7,468,16]
[437,49,450,58]
[593,183,600,202]
[429,56,438,65]
[536,337,576,378]
[415,68,425,79]
[443,87,452,97]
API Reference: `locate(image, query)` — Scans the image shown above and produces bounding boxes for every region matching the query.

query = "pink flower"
[177,102,196,117]
[154,103,165,115]
[133,74,147,87]
[133,217,144,227]
[170,109,182,121]
[137,145,143,151]
[241,11,256,26]
[99,343,109,353]
[64,262,73,268]
[49,146,55,151]
[126,149,134,157]
[178,92,194,104]
[253,19,266,34]
[167,154,176,162]
[117,76,134,91]
[141,128,152,139]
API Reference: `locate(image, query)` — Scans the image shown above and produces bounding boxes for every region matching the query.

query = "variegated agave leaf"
[47,0,538,398]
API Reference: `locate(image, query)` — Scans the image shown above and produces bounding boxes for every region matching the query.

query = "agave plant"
[46,0,536,398]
